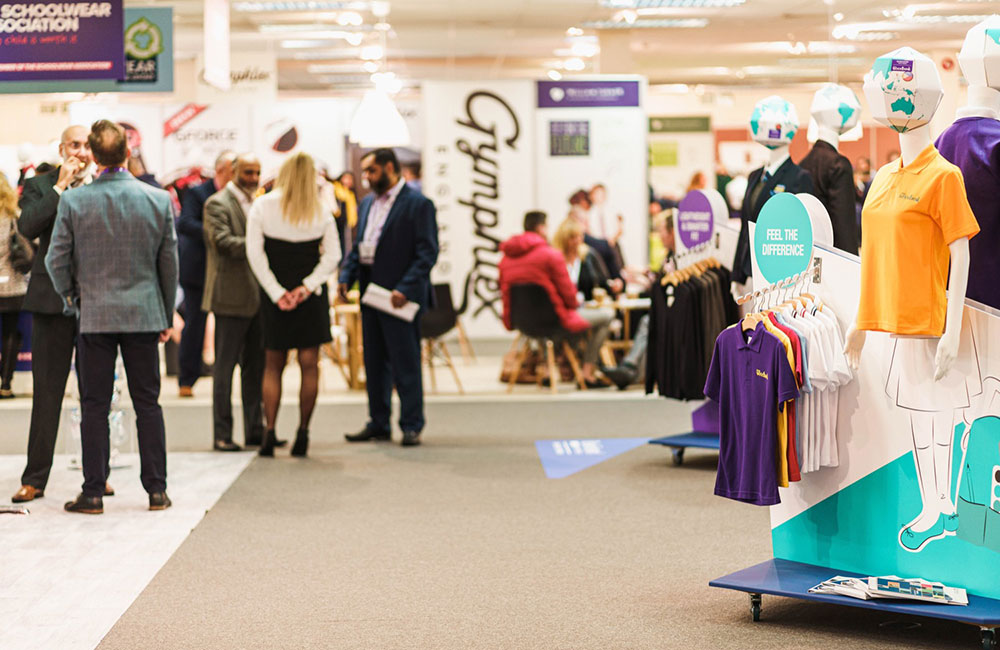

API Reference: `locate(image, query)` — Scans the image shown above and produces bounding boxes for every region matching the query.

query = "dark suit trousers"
[178,283,206,388]
[77,333,167,497]
[213,313,264,444]
[20,312,77,489]
[361,305,425,433]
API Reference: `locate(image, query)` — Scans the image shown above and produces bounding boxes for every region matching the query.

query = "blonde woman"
[0,173,28,398]
[247,153,340,457]
[551,217,616,388]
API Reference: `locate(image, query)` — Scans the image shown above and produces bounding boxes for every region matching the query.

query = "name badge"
[359,242,376,265]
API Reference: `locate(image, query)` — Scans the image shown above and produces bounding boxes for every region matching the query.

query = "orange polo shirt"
[857,144,980,336]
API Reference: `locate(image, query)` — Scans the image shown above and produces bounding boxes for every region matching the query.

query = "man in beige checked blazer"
[46,120,178,515]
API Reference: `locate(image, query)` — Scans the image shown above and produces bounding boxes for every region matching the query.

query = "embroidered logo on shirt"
[756,369,769,380]
[898,192,920,203]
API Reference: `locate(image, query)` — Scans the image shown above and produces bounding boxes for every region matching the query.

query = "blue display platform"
[711,558,1000,645]
[649,431,719,465]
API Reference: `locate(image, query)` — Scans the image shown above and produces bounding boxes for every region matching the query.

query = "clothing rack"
[735,259,818,309]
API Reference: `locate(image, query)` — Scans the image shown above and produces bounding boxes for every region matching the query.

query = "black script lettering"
[456,91,521,149]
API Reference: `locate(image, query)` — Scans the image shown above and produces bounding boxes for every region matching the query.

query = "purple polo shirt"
[936,117,1000,309]
[704,322,799,506]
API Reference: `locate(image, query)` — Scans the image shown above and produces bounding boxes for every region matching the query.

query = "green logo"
[124,18,163,60]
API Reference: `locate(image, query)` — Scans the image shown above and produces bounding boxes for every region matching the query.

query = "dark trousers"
[21,312,77,489]
[77,332,166,497]
[361,305,424,433]
[178,283,206,388]
[1,311,23,389]
[213,313,264,444]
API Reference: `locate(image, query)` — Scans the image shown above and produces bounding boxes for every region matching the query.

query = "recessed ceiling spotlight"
[833,12,844,21]
[566,27,584,36]
[564,57,586,71]
[583,18,709,28]
[363,61,379,73]
[599,0,743,6]
[337,11,364,26]
[547,69,563,80]
[360,44,384,60]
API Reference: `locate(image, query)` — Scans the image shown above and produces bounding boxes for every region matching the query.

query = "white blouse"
[246,189,341,304]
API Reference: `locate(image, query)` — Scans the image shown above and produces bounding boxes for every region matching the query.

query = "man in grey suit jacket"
[202,153,268,452]
[46,120,178,515]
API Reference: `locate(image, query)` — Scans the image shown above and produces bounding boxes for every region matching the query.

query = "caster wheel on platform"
[672,448,685,466]
[982,628,995,650]
[749,594,762,622]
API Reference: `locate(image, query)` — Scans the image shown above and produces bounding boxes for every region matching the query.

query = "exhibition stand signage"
[0,0,124,81]
[752,192,814,284]
[676,188,727,250]
[0,6,173,93]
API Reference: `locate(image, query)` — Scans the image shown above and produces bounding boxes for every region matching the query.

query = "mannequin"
[845,47,981,552]
[936,15,1000,310]
[799,84,862,254]
[730,96,815,301]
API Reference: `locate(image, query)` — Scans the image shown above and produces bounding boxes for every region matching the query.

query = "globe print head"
[750,95,799,149]
[863,46,942,134]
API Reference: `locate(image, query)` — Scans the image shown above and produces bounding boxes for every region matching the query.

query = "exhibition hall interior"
[4,0,1000,648]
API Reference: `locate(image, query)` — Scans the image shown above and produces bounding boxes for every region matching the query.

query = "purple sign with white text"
[0,0,124,81]
[537,80,640,108]
[677,190,715,249]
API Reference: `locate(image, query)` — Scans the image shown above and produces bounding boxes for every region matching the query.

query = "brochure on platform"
[810,576,968,606]
[360,284,419,322]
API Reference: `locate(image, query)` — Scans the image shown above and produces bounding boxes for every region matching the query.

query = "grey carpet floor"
[98,400,979,649]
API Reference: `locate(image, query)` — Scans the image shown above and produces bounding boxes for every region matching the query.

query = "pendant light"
[347,2,410,148]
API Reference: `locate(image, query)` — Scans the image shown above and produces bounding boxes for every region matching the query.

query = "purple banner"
[677,190,715,249]
[0,0,125,81]
[537,80,640,108]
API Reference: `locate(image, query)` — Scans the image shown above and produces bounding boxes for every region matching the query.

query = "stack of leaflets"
[810,576,968,606]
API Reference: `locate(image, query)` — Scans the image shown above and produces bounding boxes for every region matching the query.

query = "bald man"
[13,125,109,502]
[176,150,237,397]
[202,154,269,451]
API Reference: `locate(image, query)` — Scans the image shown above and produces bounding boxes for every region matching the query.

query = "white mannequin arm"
[843,323,866,370]
[934,237,970,380]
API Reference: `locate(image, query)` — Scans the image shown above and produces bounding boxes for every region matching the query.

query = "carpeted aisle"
[97,400,977,650]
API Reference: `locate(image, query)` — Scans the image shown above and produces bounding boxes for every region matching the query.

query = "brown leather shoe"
[178,386,194,398]
[12,485,43,502]
[104,483,115,497]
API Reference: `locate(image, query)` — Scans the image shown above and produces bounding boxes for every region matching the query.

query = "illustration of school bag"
[956,415,1000,553]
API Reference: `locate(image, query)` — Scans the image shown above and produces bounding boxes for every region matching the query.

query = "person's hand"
[159,328,173,343]
[292,285,311,305]
[278,291,298,311]
[57,157,81,190]
[608,278,624,295]
[390,290,408,309]
[337,283,350,303]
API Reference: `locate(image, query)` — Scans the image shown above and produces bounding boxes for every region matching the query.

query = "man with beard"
[202,153,270,451]
[339,148,438,447]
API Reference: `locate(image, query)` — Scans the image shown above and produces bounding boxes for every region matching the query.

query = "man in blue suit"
[175,150,235,397]
[339,148,438,447]
[47,120,178,514]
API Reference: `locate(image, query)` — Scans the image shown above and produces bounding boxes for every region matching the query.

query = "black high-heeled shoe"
[259,429,276,457]
[291,428,309,457]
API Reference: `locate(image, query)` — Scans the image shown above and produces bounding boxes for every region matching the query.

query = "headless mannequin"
[815,125,840,150]
[730,145,790,301]
[957,85,1000,120]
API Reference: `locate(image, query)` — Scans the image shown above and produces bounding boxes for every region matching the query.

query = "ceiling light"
[281,39,338,48]
[370,1,391,18]
[656,83,689,93]
[583,18,709,28]
[346,32,363,45]
[547,69,563,80]
[600,0,743,6]
[371,71,402,94]
[360,44,384,60]
[234,1,365,11]
[897,13,993,23]
[570,41,600,57]
[374,21,391,31]
[566,27,584,36]
[564,57,586,71]
[833,22,898,40]
[349,89,410,147]
[616,10,639,24]
[337,11,364,26]
[833,12,843,21]
[363,60,379,72]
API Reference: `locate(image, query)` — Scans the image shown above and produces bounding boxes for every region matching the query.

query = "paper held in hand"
[361,284,419,322]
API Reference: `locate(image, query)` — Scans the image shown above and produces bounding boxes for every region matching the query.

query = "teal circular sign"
[753,193,813,284]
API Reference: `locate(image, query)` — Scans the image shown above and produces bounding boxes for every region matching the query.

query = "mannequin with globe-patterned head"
[845,46,982,553]
[730,96,815,300]
[799,84,862,253]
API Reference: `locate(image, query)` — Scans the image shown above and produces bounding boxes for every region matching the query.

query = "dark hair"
[523,211,547,233]
[569,189,591,207]
[401,161,421,177]
[88,119,128,167]
[363,148,399,173]
[336,171,353,182]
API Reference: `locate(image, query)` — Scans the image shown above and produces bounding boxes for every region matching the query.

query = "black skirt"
[260,236,332,350]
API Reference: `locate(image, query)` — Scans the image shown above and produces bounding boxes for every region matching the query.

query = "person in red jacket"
[498,211,609,387]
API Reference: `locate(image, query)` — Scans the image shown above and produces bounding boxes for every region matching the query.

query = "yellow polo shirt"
[857,144,980,336]
[761,317,795,488]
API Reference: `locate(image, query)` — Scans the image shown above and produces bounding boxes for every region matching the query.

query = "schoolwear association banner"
[0,1,125,81]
